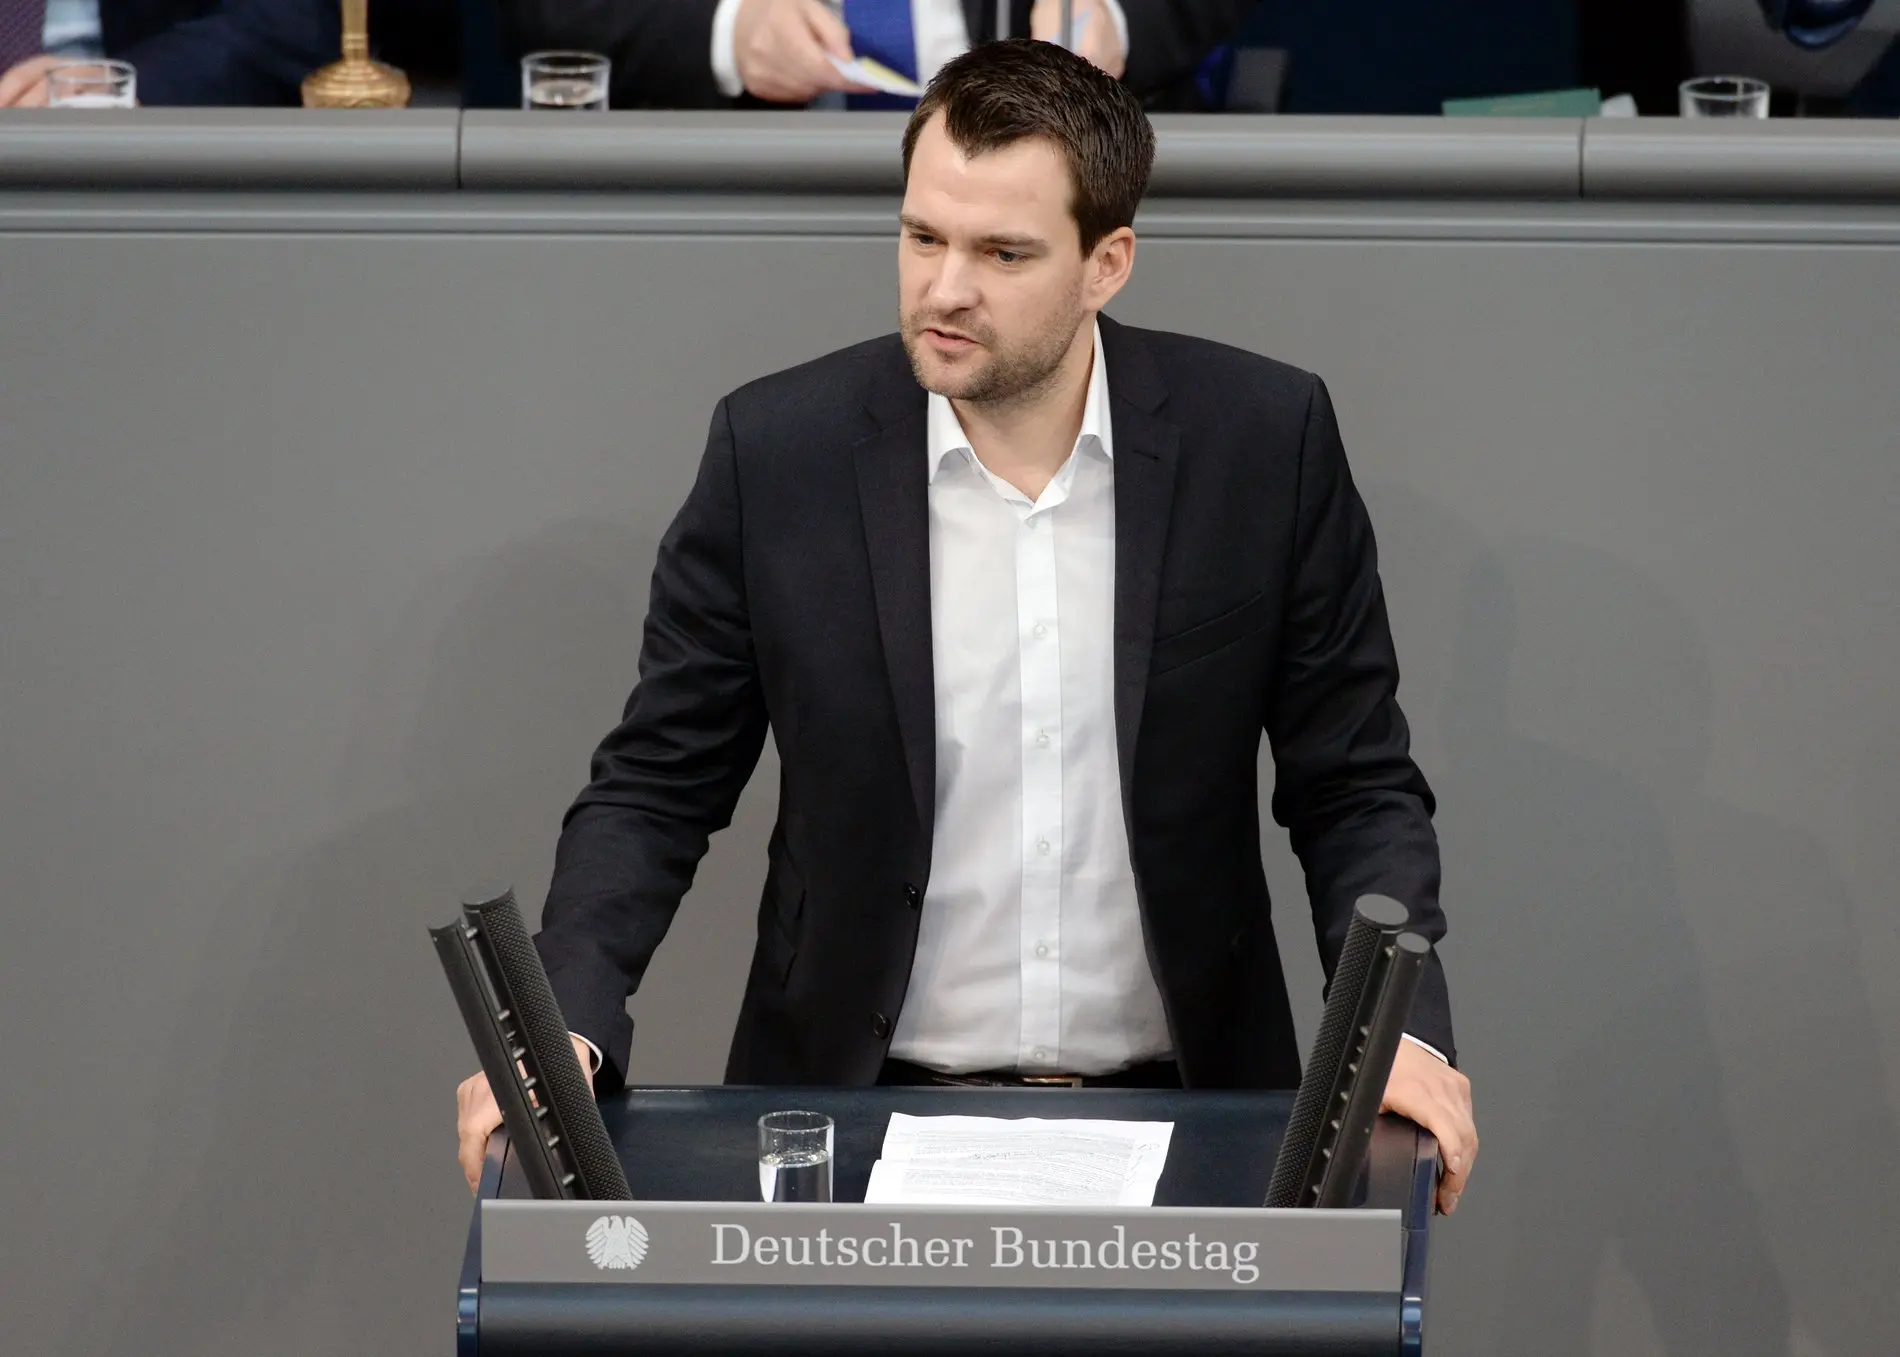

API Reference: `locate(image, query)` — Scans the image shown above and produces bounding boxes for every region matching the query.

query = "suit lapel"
[852,346,937,842]
[1102,318,1181,813]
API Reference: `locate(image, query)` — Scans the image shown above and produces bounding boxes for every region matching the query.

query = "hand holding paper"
[733,0,866,103]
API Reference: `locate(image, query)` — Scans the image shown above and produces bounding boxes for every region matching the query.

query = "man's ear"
[1086,227,1137,310]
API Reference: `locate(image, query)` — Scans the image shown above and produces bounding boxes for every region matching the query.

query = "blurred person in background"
[496,0,1250,110]
[370,0,467,102]
[0,0,338,104]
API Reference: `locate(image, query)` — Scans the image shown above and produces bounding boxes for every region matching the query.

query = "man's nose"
[925,250,982,312]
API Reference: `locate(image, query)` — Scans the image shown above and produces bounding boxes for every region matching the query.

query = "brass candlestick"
[302,0,410,108]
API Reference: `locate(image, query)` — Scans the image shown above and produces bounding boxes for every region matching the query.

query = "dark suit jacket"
[496,0,1252,110]
[536,315,1456,1093]
[101,0,337,105]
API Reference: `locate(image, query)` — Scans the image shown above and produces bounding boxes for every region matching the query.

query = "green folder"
[1442,88,1602,118]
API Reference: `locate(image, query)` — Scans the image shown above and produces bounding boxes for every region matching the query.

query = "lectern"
[454,1086,1438,1355]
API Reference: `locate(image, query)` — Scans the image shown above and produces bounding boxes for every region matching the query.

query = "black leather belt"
[879,1058,1181,1090]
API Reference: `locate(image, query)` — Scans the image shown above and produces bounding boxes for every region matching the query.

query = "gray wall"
[1,115,1898,1357]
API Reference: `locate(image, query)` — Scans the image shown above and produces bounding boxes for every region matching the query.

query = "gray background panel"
[1583,119,1900,200]
[457,112,1587,198]
[459,110,911,191]
[1145,116,1582,198]
[0,110,461,189]
[2,110,1898,201]
[1,194,1897,1357]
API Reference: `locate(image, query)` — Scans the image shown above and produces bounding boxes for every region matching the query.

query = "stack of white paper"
[863,1113,1174,1207]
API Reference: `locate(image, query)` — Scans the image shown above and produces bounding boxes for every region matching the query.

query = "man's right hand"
[732,0,871,104]
[456,1033,599,1193]
[0,56,64,108]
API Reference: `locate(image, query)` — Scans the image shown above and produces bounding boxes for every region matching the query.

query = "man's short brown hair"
[901,39,1156,255]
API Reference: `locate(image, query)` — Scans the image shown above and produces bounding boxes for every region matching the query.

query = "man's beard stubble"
[901,294,1086,410]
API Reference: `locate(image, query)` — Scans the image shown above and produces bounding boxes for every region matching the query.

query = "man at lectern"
[456,39,1478,1214]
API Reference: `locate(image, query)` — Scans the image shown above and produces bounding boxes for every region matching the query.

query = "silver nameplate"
[482,1201,1402,1292]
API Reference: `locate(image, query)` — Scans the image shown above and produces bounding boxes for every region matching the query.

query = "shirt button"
[1036,838,1051,856]
[1034,730,1051,748]
[1032,1047,1048,1062]
[1035,941,1050,959]
[871,1013,892,1040]
[1033,623,1048,639]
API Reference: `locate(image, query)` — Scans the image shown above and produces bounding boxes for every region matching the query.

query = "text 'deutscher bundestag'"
[480,1201,1402,1292]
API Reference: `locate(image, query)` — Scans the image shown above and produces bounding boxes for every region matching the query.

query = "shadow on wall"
[1369,485,1900,1356]
[62,519,656,1357]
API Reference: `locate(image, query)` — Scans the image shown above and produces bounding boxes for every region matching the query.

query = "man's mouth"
[921,326,979,352]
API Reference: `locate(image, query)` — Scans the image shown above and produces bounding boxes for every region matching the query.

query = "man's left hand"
[1380,1039,1478,1215]
[1029,0,1126,79]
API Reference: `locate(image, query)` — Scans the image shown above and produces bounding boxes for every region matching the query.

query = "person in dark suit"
[455,38,1479,1214]
[0,0,335,106]
[495,0,1250,109]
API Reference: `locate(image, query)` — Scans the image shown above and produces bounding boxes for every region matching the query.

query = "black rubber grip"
[1265,895,1408,1208]
[462,885,630,1200]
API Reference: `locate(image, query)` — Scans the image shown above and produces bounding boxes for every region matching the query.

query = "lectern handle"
[1399,1126,1439,1357]
[456,1132,508,1357]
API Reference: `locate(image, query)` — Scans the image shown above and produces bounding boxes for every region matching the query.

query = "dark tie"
[0,0,47,74]
[842,0,919,111]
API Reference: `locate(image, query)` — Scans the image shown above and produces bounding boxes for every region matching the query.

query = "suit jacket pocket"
[756,919,797,986]
[1151,590,1274,676]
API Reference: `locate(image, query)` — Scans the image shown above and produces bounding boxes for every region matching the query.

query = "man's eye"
[910,232,938,246]
[995,250,1023,264]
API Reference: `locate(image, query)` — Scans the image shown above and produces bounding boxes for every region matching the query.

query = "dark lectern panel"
[477,1282,1397,1356]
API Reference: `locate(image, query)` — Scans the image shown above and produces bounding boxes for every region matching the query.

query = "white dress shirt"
[709,0,1129,101]
[887,324,1173,1075]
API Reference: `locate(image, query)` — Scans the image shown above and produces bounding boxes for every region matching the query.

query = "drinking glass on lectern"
[759,1110,833,1202]
[521,51,610,111]
[46,60,137,107]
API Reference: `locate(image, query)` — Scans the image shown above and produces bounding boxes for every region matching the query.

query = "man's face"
[898,116,1095,406]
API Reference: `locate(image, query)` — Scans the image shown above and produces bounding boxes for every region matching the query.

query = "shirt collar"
[925,321,1113,485]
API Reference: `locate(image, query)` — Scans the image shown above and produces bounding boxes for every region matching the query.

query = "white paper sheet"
[827,55,925,98]
[862,1113,1174,1207]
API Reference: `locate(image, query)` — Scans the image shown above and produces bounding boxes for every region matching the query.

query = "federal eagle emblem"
[585,1214,651,1271]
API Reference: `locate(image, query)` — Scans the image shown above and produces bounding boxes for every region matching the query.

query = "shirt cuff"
[1401,1033,1449,1064]
[572,1032,603,1077]
[1098,0,1130,58]
[710,0,746,99]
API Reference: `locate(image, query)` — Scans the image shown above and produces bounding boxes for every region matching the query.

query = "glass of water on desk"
[759,1110,833,1202]
[46,60,137,108]
[521,51,610,111]
[1680,75,1770,118]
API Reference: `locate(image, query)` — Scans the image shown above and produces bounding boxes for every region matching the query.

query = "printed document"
[827,55,924,98]
[862,1113,1173,1207]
